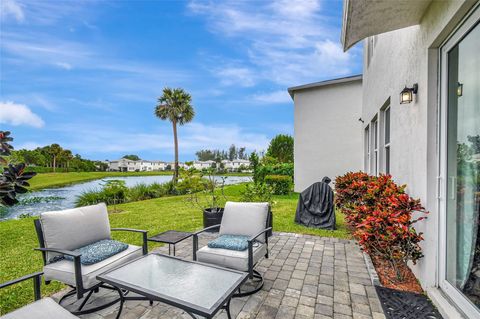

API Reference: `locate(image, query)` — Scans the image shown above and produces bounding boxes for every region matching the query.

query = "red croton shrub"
[335,172,428,280]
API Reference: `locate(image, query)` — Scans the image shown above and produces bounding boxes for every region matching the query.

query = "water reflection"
[1,175,251,220]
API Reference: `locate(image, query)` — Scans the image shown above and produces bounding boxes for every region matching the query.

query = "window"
[384,106,391,174]
[440,12,480,316]
[372,118,378,176]
[364,126,370,173]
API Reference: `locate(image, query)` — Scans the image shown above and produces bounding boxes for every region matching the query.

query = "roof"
[341,0,431,51]
[287,74,362,99]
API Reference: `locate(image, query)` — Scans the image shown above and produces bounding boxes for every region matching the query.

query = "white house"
[288,75,363,192]
[221,159,251,171]
[108,159,166,172]
[293,1,479,317]
[191,160,215,170]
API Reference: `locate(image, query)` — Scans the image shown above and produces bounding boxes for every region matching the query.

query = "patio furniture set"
[0,202,272,319]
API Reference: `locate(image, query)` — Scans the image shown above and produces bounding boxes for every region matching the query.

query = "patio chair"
[33,203,148,315]
[192,201,272,297]
[0,272,78,319]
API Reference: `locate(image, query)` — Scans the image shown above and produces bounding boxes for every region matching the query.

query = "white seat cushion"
[40,203,111,261]
[220,202,269,243]
[0,297,78,319]
[44,244,142,289]
[196,243,267,272]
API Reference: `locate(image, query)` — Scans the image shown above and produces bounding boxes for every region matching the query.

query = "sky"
[0,0,362,161]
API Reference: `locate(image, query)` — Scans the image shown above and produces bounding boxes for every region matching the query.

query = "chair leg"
[233,270,264,298]
[78,289,94,311]
[59,288,77,305]
[67,284,122,316]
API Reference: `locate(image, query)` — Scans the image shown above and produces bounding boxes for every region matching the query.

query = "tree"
[249,152,260,183]
[238,147,247,160]
[155,87,195,182]
[46,144,63,172]
[228,144,237,161]
[196,150,216,161]
[266,134,294,163]
[122,154,141,161]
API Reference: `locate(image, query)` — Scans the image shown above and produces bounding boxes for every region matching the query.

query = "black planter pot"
[203,207,224,231]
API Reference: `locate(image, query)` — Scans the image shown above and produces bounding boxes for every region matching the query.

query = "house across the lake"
[107,159,166,172]
[291,1,480,318]
[222,159,251,172]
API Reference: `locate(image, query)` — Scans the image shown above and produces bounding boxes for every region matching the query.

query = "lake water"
[1,175,252,220]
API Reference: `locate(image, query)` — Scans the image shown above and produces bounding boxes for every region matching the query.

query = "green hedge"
[265,175,292,195]
[255,163,293,182]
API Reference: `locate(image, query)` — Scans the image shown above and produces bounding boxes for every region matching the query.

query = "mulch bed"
[371,256,423,294]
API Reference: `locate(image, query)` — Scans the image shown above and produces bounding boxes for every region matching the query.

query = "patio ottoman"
[1,297,78,319]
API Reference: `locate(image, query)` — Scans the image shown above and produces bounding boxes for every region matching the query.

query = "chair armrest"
[34,247,81,258]
[246,227,272,278]
[0,272,43,301]
[192,224,221,261]
[34,247,84,299]
[111,228,148,255]
[248,227,273,242]
[111,227,147,233]
[193,224,221,235]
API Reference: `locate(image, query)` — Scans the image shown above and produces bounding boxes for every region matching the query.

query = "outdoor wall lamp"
[457,82,463,97]
[400,83,418,104]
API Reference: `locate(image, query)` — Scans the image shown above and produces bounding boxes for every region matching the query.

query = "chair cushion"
[208,235,250,251]
[197,242,267,272]
[40,203,111,261]
[44,244,142,289]
[0,297,78,319]
[219,202,269,243]
[61,239,128,265]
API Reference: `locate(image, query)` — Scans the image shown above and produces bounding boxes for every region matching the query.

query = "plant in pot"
[180,169,227,231]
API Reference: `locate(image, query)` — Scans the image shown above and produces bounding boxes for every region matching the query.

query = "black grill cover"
[294,177,335,230]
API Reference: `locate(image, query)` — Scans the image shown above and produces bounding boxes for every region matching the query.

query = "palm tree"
[155,88,195,182]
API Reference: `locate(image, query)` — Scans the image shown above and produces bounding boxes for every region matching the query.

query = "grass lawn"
[0,183,349,314]
[28,171,252,190]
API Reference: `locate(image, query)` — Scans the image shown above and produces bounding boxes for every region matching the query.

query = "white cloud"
[16,142,43,150]
[0,101,45,128]
[0,0,25,22]
[52,122,269,157]
[55,62,73,70]
[215,66,256,87]
[251,90,292,104]
[189,0,360,86]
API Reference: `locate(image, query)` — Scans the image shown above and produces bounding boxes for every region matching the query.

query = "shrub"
[255,163,294,183]
[75,188,106,207]
[264,175,292,195]
[240,182,274,206]
[128,182,168,202]
[335,172,428,280]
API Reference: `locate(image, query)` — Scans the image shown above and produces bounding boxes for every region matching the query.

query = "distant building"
[107,159,166,172]
[221,159,251,171]
[191,160,215,170]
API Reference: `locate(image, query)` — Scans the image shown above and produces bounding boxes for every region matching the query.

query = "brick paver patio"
[55,232,386,319]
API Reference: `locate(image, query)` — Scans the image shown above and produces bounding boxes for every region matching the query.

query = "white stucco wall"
[361,1,477,317]
[293,79,363,192]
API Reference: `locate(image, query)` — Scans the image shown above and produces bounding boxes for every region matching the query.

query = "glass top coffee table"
[97,253,248,319]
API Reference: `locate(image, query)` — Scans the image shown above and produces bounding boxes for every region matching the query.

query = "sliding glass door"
[440,7,480,317]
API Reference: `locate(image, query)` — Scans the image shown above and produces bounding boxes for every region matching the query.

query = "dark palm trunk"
[172,120,179,183]
[53,155,56,173]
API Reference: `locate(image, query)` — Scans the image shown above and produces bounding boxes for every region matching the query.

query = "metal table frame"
[147,230,192,256]
[97,253,248,319]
